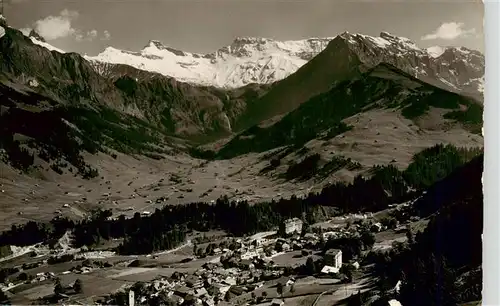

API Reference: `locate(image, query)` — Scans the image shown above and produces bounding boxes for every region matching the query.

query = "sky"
[5,0,484,56]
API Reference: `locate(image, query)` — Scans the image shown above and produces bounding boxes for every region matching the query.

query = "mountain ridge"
[218,62,483,159]
[77,32,484,93]
[232,31,484,131]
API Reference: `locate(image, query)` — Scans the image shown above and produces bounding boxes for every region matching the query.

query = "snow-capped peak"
[17,27,65,53]
[337,31,421,53]
[143,40,191,56]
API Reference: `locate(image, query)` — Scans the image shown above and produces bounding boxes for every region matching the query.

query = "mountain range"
[86,36,332,89]
[0,15,484,182]
[25,27,484,98]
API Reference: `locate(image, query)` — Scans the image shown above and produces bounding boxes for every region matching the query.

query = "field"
[272,251,322,268]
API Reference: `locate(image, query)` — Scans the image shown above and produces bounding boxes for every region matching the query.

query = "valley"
[0,105,482,230]
[0,8,485,306]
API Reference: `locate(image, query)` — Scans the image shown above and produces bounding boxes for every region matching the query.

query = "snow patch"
[30,37,65,53]
[61,118,81,133]
[465,76,485,93]
[477,78,484,93]
[457,47,471,55]
[28,78,39,87]
[427,46,445,58]
[439,77,459,90]
[367,36,392,48]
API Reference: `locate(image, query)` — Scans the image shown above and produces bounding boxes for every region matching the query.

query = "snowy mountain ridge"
[21,29,484,95]
[84,36,333,88]
[335,31,484,96]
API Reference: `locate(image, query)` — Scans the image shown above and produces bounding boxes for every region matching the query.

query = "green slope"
[234,35,365,131]
[217,63,482,159]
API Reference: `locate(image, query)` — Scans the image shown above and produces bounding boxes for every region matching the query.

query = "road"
[312,287,336,306]
[153,239,192,256]
[312,276,374,306]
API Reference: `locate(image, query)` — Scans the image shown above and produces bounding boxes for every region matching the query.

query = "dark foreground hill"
[372,154,483,306]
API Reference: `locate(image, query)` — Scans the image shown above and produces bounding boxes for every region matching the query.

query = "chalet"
[212,283,231,296]
[371,223,383,232]
[203,297,215,306]
[324,249,342,269]
[194,287,208,298]
[174,286,194,297]
[185,275,203,288]
[223,276,237,286]
[213,248,222,255]
[226,285,245,298]
[194,269,206,277]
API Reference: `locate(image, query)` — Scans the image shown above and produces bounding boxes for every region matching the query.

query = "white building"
[279,218,303,236]
[321,265,340,274]
[322,231,338,240]
[324,249,342,269]
[241,250,259,260]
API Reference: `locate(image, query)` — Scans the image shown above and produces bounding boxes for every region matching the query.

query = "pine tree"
[305,257,316,275]
[74,279,83,293]
[277,282,284,298]
[54,278,63,296]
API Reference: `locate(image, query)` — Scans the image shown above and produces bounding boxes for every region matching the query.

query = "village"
[110,218,348,306]
[0,201,417,306]
[97,211,412,306]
